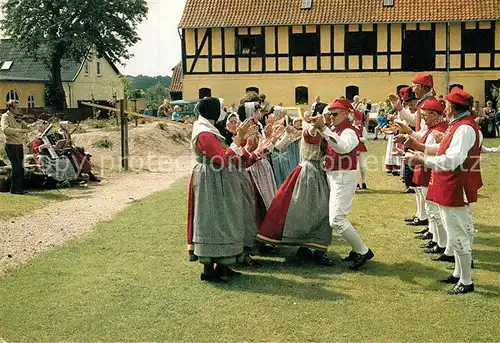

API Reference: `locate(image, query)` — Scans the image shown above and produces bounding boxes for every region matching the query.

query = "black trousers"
[4,144,24,194]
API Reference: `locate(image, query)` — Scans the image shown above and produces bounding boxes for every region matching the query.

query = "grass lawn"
[1,138,499,342]
[0,191,71,219]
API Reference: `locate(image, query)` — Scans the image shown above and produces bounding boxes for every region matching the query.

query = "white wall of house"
[64,54,124,108]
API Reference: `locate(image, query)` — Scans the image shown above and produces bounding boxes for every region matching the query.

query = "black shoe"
[432,254,455,263]
[357,184,361,189]
[404,188,416,194]
[362,183,367,189]
[414,227,429,235]
[404,215,417,222]
[296,247,314,261]
[424,246,445,254]
[420,241,436,249]
[342,250,358,262]
[241,254,263,267]
[447,283,474,295]
[200,272,227,282]
[349,249,374,271]
[417,232,433,240]
[392,171,400,176]
[408,218,429,226]
[314,251,335,266]
[440,275,460,284]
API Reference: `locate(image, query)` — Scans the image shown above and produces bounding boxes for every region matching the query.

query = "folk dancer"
[257,119,334,265]
[403,88,482,294]
[394,99,450,259]
[187,97,269,282]
[312,99,374,270]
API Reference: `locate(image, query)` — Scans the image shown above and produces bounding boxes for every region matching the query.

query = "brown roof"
[169,62,183,93]
[179,0,500,28]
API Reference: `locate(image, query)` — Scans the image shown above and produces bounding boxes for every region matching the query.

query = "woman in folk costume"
[268,106,296,187]
[352,110,369,190]
[238,102,277,212]
[287,118,303,170]
[383,107,401,174]
[257,118,335,266]
[187,97,266,282]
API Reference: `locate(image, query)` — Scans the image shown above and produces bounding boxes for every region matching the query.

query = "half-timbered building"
[178,0,500,106]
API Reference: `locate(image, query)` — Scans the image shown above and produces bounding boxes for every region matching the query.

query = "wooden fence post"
[120,99,129,170]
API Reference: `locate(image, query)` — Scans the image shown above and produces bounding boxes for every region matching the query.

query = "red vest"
[324,120,358,171]
[353,125,368,153]
[412,121,448,186]
[426,116,482,207]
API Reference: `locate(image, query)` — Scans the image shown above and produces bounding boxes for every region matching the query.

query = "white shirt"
[320,127,359,154]
[424,125,482,171]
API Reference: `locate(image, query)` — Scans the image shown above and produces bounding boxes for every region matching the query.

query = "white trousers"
[326,170,357,233]
[414,186,428,220]
[438,204,475,255]
[358,152,367,169]
[421,187,446,247]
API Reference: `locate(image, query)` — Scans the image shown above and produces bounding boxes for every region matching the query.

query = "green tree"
[1,0,148,110]
[145,84,170,109]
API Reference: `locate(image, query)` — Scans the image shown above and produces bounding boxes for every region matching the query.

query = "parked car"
[170,100,199,117]
[284,107,305,120]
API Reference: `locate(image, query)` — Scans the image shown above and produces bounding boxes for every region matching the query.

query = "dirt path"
[0,162,191,276]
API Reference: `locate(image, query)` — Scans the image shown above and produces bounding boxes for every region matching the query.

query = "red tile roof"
[179,0,500,28]
[169,62,183,93]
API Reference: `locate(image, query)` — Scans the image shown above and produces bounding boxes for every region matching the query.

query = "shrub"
[92,139,114,149]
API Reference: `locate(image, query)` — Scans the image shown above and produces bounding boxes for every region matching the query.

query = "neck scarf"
[450,111,471,125]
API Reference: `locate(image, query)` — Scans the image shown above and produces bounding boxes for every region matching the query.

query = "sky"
[121,0,187,77]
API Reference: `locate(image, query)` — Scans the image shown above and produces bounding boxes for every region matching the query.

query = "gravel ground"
[0,164,191,276]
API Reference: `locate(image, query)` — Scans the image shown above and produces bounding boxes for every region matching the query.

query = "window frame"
[461,27,494,54]
[289,32,320,57]
[345,30,377,56]
[6,89,20,103]
[295,86,309,105]
[199,87,212,99]
[27,94,35,108]
[96,59,102,75]
[235,34,265,57]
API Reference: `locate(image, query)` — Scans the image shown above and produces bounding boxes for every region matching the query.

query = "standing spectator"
[311,95,321,112]
[157,99,171,118]
[482,101,497,137]
[259,94,271,113]
[1,100,29,194]
[483,100,496,119]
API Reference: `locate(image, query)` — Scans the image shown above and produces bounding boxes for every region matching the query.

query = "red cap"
[328,98,353,112]
[353,109,364,121]
[420,98,444,113]
[399,87,417,101]
[412,73,434,88]
[446,87,473,106]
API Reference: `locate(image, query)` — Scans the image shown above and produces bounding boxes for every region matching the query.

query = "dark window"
[295,86,309,105]
[462,28,494,53]
[345,86,359,101]
[402,30,435,71]
[199,88,211,99]
[236,35,265,56]
[449,84,463,92]
[345,31,377,55]
[246,87,259,94]
[290,32,320,56]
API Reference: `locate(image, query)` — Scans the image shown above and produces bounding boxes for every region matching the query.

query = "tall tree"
[1,0,148,110]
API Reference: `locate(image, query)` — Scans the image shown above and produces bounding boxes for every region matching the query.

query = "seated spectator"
[157,99,171,118]
[171,105,184,122]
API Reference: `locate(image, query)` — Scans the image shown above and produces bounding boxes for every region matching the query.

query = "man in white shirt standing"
[403,87,482,294]
[312,99,374,270]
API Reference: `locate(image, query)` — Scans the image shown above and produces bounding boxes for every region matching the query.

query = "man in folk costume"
[397,87,418,194]
[403,88,482,294]
[394,99,450,257]
[257,118,334,265]
[187,97,270,282]
[312,99,374,270]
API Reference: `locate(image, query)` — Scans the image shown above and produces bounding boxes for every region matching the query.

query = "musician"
[57,121,100,182]
[31,122,78,184]
[1,100,30,194]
